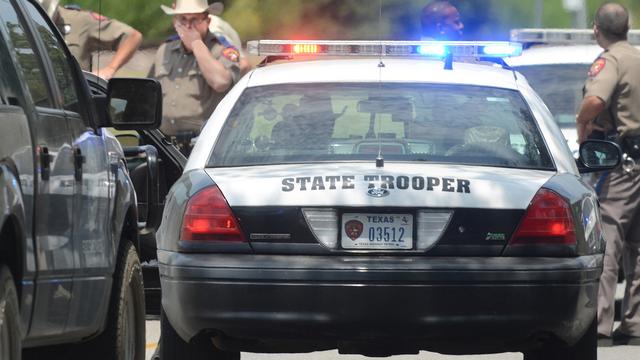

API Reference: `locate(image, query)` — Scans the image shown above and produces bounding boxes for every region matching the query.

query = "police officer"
[420,0,464,41]
[38,0,142,80]
[148,0,240,149]
[208,2,251,76]
[576,2,640,346]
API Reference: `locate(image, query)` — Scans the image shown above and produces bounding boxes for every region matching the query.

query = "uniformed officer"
[38,0,142,80]
[148,0,240,143]
[420,0,464,41]
[575,2,640,346]
[208,2,251,76]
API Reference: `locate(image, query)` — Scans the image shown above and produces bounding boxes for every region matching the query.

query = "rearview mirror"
[107,78,162,130]
[577,140,622,173]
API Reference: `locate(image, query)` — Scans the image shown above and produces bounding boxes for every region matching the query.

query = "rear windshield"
[515,64,589,127]
[208,83,553,169]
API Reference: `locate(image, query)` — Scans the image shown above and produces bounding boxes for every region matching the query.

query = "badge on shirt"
[589,58,606,77]
[222,47,240,63]
[90,12,108,21]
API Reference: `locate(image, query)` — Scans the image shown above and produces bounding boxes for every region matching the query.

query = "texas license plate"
[341,213,413,250]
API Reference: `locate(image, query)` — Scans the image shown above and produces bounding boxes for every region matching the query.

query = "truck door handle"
[74,148,84,181]
[40,146,50,181]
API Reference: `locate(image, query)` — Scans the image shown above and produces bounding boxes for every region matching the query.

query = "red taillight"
[509,189,576,246]
[180,186,246,242]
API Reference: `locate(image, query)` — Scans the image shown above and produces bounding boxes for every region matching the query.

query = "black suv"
[0,0,161,358]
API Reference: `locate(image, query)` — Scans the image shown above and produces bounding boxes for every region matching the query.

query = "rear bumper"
[158,251,601,354]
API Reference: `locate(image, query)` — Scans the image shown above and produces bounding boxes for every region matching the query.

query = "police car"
[156,40,621,359]
[507,28,640,156]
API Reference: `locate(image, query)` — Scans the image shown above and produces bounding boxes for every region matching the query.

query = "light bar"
[511,28,640,45]
[248,40,523,58]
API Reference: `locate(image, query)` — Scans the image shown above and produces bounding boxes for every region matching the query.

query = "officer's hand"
[93,66,117,81]
[175,23,203,52]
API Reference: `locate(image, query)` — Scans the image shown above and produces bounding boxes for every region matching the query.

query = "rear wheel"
[0,265,21,360]
[160,309,239,360]
[523,317,596,360]
[80,241,146,360]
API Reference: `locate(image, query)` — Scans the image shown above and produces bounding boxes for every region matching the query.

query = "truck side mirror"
[107,78,162,130]
[577,140,622,173]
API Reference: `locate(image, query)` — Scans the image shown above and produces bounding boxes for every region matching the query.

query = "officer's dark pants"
[597,166,640,336]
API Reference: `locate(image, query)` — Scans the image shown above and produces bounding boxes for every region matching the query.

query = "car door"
[19,0,114,335]
[1,0,75,338]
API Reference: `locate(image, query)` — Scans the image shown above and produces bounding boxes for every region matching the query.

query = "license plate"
[341,213,413,250]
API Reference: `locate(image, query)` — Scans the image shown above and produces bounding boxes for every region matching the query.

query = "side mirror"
[107,78,162,130]
[577,140,622,173]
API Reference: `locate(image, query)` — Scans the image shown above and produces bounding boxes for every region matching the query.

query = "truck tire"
[0,265,21,360]
[523,317,597,360]
[160,309,239,360]
[85,241,146,360]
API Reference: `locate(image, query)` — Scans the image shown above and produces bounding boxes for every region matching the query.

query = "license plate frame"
[341,213,413,250]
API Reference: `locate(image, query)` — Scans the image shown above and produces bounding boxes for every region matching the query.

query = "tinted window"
[515,64,589,127]
[209,83,553,170]
[23,1,79,112]
[0,0,52,107]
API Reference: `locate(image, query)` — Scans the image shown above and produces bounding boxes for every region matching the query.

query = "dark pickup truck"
[0,0,161,358]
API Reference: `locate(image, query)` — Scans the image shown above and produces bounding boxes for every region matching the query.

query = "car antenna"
[96,0,102,77]
[376,0,384,168]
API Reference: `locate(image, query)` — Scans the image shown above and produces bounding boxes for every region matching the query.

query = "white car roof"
[506,44,602,67]
[246,58,520,90]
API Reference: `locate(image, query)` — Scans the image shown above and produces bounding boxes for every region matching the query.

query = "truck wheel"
[160,309,239,360]
[523,317,596,360]
[0,265,21,360]
[87,241,145,360]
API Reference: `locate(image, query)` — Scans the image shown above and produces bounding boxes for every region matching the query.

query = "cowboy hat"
[161,0,210,15]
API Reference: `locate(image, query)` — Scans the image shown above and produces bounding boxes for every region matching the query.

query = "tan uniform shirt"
[209,15,241,49]
[55,6,134,71]
[147,32,240,136]
[584,41,640,138]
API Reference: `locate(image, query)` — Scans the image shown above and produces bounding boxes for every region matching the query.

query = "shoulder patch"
[222,47,240,63]
[589,58,606,77]
[90,12,108,21]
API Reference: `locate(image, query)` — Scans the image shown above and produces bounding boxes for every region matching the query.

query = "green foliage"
[63,0,640,45]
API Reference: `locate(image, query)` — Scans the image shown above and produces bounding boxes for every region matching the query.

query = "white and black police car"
[156,40,621,360]
[507,28,640,156]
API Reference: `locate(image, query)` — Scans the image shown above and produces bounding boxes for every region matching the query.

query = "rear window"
[515,64,589,127]
[208,83,553,169]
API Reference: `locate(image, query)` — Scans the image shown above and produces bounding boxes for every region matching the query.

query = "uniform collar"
[169,31,217,53]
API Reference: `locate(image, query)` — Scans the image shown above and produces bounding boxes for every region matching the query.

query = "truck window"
[0,0,53,108]
[23,0,80,113]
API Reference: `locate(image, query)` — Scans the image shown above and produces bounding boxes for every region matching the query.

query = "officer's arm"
[103,28,142,77]
[576,96,606,144]
[192,40,232,92]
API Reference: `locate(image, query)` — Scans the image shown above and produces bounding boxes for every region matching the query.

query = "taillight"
[180,185,246,242]
[508,189,576,246]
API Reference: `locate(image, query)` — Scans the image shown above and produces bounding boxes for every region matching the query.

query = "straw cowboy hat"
[161,0,210,15]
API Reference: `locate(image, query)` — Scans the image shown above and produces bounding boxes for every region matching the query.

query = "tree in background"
[63,0,640,45]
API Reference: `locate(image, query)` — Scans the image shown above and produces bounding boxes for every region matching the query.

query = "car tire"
[82,241,146,360]
[523,317,596,360]
[0,265,21,360]
[160,309,240,360]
